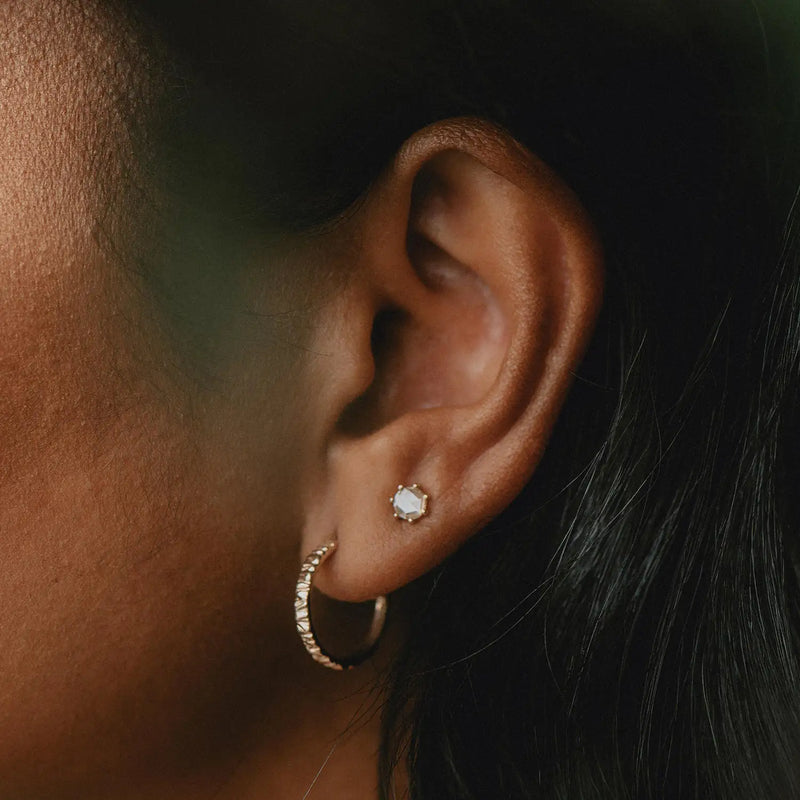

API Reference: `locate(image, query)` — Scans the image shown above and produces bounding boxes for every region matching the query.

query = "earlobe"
[300,118,602,604]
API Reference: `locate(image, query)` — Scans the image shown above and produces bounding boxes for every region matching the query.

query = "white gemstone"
[392,484,428,522]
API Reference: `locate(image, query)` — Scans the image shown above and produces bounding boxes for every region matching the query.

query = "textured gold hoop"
[294,540,388,671]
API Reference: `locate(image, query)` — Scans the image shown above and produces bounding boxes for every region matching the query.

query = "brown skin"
[0,2,372,796]
[0,2,601,798]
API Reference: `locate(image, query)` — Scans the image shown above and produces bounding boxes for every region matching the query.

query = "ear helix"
[295,483,430,670]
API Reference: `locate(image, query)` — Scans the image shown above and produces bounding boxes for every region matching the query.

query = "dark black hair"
[132,1,800,796]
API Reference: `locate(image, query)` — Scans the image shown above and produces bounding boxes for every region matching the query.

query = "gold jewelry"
[391,483,429,522]
[295,540,388,671]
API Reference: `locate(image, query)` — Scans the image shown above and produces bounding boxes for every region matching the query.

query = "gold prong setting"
[391,483,429,522]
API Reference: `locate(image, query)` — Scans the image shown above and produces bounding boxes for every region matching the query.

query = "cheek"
[0,5,317,789]
[0,216,307,791]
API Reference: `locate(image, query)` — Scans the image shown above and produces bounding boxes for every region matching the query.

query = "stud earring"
[391,483,429,522]
[295,540,388,671]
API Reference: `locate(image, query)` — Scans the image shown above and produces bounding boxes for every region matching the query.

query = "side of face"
[0,1,325,792]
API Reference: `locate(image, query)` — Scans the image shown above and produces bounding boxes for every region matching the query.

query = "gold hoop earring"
[294,540,388,671]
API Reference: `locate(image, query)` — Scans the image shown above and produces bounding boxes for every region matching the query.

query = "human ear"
[300,118,602,603]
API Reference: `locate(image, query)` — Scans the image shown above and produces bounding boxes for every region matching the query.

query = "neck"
[130,602,412,800]
[212,663,387,800]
